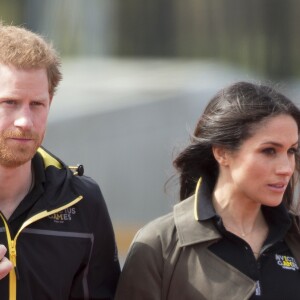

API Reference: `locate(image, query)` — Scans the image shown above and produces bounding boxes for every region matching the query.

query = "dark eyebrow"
[261,141,298,147]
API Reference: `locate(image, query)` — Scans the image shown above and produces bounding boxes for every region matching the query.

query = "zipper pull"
[10,241,19,280]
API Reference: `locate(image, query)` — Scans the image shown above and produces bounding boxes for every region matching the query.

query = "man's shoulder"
[35,147,105,205]
[72,174,102,199]
[36,147,101,190]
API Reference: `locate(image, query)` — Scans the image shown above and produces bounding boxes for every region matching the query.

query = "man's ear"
[212,146,229,166]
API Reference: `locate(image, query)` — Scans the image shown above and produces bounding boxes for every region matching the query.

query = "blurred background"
[2,0,300,262]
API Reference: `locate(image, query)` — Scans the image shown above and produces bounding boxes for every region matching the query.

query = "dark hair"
[173,81,300,211]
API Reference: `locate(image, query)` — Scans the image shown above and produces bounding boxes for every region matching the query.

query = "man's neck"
[0,161,33,219]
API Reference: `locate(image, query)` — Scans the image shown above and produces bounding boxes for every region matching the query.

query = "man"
[0,245,12,280]
[0,23,120,299]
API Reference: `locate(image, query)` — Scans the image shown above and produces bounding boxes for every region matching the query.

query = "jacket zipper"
[0,195,83,300]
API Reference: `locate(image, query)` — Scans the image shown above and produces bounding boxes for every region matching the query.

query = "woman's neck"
[212,180,267,237]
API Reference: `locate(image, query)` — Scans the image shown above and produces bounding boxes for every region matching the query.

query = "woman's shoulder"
[133,211,176,245]
[131,196,196,249]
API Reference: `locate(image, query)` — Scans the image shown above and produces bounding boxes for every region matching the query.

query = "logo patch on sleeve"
[275,254,299,271]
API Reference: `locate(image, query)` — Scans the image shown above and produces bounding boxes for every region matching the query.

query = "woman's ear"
[212,146,229,166]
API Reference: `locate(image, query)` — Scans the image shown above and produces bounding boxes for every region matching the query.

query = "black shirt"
[196,178,300,299]
[8,154,45,239]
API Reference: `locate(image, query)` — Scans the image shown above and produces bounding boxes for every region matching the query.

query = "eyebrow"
[261,141,299,147]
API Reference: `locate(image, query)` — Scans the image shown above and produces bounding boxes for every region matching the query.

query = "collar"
[194,177,216,221]
[8,153,46,222]
[32,152,46,186]
[262,203,292,244]
[173,194,221,247]
[174,177,293,247]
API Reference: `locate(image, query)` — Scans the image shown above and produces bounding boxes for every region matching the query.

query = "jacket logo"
[275,254,299,271]
[48,207,77,223]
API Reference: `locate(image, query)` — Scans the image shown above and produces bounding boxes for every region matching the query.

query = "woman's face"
[224,114,298,207]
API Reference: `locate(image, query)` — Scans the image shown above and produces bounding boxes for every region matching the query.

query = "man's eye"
[31,101,43,106]
[4,100,16,105]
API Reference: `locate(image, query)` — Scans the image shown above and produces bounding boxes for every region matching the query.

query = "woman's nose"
[276,155,294,176]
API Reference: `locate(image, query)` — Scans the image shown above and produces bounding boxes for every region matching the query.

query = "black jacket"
[0,147,120,300]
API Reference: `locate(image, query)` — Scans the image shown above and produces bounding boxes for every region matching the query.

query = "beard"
[0,129,43,168]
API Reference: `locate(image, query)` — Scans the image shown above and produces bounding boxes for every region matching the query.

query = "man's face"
[0,63,51,168]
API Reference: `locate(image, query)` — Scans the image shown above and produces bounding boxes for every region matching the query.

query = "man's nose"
[14,106,33,129]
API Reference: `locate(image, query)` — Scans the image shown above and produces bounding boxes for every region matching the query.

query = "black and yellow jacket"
[0,147,120,300]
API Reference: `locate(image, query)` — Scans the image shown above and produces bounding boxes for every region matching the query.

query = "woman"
[115,81,300,300]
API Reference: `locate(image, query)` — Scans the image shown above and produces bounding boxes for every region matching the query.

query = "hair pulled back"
[173,81,300,211]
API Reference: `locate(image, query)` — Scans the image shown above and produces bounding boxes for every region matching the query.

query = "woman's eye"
[288,148,298,155]
[262,148,276,155]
